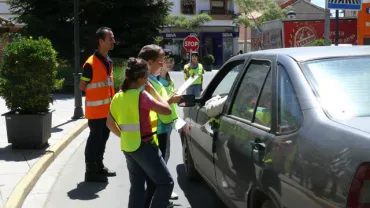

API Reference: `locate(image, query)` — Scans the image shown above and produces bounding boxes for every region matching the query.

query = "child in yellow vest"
[138,45,182,208]
[106,58,174,208]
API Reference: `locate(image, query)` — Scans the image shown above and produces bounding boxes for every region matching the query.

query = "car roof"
[240,46,370,62]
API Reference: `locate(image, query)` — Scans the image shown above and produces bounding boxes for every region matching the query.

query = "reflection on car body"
[180,46,370,208]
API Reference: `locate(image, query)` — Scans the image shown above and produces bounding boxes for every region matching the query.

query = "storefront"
[251,18,357,51]
[159,31,239,68]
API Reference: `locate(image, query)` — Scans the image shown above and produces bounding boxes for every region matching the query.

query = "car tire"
[182,139,201,181]
[261,200,276,208]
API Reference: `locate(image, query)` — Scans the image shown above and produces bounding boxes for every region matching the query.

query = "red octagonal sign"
[183,35,199,52]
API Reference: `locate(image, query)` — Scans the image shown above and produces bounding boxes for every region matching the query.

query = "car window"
[230,60,271,121]
[254,71,272,128]
[212,63,243,97]
[278,64,302,133]
[303,57,370,119]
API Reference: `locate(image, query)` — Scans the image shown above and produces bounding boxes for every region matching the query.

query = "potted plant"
[202,54,215,71]
[0,36,64,148]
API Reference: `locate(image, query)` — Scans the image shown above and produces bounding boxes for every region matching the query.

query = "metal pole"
[335,10,339,46]
[324,0,331,45]
[72,0,84,119]
[244,26,248,52]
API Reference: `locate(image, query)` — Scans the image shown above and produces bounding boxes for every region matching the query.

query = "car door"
[189,60,246,187]
[214,56,277,207]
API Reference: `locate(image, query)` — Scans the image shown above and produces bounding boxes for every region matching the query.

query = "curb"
[3,120,88,208]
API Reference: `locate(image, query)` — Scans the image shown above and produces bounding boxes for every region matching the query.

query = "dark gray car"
[181,46,370,208]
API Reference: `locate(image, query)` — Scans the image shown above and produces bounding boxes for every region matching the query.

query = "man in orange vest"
[80,27,116,183]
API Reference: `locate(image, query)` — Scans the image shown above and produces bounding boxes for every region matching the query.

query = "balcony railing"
[200,10,237,20]
[200,10,235,15]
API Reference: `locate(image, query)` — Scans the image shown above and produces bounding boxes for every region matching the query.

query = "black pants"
[85,118,110,165]
[145,132,170,208]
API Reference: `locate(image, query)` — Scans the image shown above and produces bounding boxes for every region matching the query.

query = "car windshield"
[303,56,370,119]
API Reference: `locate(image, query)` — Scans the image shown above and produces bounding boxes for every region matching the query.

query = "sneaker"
[170,191,179,200]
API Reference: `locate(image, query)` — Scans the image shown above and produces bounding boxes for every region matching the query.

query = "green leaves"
[165,13,212,32]
[0,37,64,114]
[234,0,287,28]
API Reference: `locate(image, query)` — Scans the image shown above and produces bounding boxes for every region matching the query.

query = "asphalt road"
[42,71,224,208]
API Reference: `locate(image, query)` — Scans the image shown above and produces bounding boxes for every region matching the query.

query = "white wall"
[197,0,210,13]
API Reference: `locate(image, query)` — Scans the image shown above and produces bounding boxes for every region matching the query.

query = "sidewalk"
[0,94,87,208]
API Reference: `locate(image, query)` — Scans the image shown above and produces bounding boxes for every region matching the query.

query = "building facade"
[160,0,239,68]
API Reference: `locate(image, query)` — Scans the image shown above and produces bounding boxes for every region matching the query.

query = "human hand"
[170,95,182,104]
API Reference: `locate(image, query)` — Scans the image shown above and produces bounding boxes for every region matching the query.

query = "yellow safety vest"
[162,77,178,120]
[110,89,158,152]
[149,78,174,124]
[184,63,204,85]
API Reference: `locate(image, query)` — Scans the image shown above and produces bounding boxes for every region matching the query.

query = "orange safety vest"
[83,55,115,119]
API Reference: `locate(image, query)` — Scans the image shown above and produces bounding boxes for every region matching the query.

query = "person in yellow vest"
[158,49,179,200]
[79,27,116,183]
[184,51,204,97]
[138,45,182,208]
[106,57,174,208]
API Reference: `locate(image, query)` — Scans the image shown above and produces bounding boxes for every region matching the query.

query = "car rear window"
[303,56,370,119]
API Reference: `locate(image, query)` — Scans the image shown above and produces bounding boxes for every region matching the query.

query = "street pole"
[324,0,331,45]
[244,26,248,52]
[335,10,339,46]
[72,0,84,119]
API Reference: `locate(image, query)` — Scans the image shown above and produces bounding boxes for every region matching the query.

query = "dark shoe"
[85,163,108,183]
[167,201,174,208]
[85,172,108,183]
[170,191,179,200]
[97,163,117,177]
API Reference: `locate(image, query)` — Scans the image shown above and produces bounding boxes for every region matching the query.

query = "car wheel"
[182,139,201,181]
[261,200,276,208]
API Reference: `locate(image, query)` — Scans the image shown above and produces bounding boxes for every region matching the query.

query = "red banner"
[283,19,357,48]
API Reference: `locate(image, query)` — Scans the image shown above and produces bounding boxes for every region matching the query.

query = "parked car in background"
[181,46,370,208]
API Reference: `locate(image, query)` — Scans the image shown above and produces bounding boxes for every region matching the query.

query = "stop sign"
[183,35,199,52]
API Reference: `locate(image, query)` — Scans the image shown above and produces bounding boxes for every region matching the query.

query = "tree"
[8,0,173,62]
[165,13,212,34]
[234,0,288,29]
[165,13,212,56]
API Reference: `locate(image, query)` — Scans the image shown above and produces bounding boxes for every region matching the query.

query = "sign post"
[328,0,363,45]
[183,35,200,71]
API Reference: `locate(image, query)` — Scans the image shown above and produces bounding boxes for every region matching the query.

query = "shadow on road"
[67,181,108,200]
[176,164,227,208]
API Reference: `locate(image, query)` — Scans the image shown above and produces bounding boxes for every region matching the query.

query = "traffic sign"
[183,35,199,52]
[328,0,362,10]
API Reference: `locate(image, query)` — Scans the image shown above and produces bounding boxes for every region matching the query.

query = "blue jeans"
[186,84,201,97]
[124,142,174,208]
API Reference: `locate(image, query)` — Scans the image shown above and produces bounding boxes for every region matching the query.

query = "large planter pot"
[2,110,53,149]
[204,64,212,71]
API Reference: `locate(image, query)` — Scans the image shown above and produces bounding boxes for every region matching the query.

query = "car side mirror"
[178,94,200,107]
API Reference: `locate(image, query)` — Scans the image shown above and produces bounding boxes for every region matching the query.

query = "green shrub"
[112,58,126,92]
[0,36,64,114]
[202,54,215,65]
[313,39,325,46]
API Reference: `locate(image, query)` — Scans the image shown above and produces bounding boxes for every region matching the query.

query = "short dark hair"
[138,44,164,62]
[96,27,112,48]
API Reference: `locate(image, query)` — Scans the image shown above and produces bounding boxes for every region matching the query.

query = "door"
[214,56,277,207]
[189,60,245,187]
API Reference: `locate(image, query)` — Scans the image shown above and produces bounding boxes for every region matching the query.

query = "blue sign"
[367,7,370,14]
[328,0,362,10]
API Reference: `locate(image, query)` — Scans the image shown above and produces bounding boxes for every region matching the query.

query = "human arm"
[145,83,172,115]
[106,112,121,137]
[80,63,93,91]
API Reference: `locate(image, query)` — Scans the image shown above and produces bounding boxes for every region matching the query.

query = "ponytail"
[120,78,130,92]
